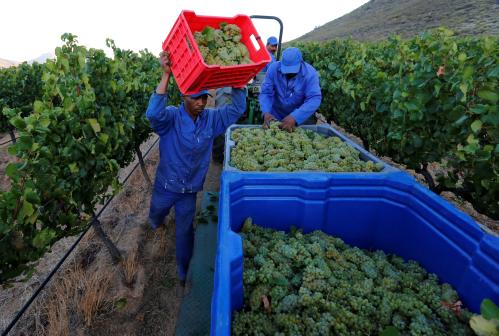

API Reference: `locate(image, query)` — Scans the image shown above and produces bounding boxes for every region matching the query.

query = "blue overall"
[261,52,275,73]
[146,88,246,280]
[259,61,322,125]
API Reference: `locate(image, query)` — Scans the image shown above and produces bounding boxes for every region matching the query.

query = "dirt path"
[134,161,222,336]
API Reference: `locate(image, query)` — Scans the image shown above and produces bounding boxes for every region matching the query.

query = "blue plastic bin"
[223,124,397,173]
[211,171,499,335]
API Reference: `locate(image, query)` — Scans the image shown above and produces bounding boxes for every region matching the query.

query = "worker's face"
[184,95,208,119]
[266,44,277,55]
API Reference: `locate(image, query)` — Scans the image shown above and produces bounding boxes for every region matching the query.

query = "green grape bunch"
[230,123,385,172]
[232,217,474,336]
[194,22,252,66]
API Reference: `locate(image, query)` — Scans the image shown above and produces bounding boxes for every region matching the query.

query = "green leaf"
[18,200,34,221]
[481,112,499,126]
[455,115,469,125]
[99,133,109,144]
[7,145,17,156]
[459,83,468,95]
[360,102,366,111]
[24,189,40,204]
[434,83,441,96]
[469,315,499,336]
[32,228,56,249]
[413,135,423,148]
[63,99,75,112]
[470,105,489,115]
[458,53,467,62]
[33,101,44,113]
[380,326,400,336]
[87,118,101,133]
[482,299,499,321]
[487,66,499,78]
[464,143,480,154]
[467,134,479,145]
[39,117,50,128]
[463,66,473,79]
[405,102,418,112]
[387,131,402,140]
[69,163,78,173]
[471,120,483,133]
[409,109,423,121]
[10,116,26,130]
[61,58,69,70]
[118,123,125,135]
[478,90,498,103]
[5,163,19,180]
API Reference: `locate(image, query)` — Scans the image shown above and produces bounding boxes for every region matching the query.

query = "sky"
[0,0,369,62]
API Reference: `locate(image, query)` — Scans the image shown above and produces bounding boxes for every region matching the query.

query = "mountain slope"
[29,53,54,64]
[0,58,19,68]
[295,0,499,42]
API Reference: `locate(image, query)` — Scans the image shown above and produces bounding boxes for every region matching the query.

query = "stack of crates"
[211,123,499,335]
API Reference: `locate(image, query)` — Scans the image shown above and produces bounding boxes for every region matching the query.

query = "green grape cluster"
[232,218,474,336]
[230,123,384,172]
[194,22,251,66]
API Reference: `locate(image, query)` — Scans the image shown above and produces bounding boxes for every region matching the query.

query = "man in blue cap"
[259,47,322,132]
[261,36,278,73]
[145,52,246,292]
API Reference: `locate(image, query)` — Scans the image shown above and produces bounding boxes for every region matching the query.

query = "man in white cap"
[259,47,322,132]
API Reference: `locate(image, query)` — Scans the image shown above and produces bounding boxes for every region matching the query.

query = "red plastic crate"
[162,10,271,95]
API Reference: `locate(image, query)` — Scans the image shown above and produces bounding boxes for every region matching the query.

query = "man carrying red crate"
[259,47,322,132]
[145,52,246,294]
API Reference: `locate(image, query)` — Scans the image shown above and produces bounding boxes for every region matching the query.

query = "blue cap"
[280,47,302,74]
[267,36,278,45]
[188,90,212,98]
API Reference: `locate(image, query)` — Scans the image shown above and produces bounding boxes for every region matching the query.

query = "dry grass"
[41,260,114,333]
[79,268,112,326]
[43,264,85,336]
[151,224,169,257]
[121,249,139,287]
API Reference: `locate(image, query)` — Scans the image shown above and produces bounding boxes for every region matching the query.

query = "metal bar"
[250,15,284,60]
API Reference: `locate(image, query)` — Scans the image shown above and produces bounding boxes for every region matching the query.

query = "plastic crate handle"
[248,34,262,52]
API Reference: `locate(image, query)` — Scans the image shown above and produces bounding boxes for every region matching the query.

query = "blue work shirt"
[146,89,246,193]
[259,61,322,125]
[260,52,275,73]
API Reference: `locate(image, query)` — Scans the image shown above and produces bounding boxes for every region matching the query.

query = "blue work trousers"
[148,181,197,281]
